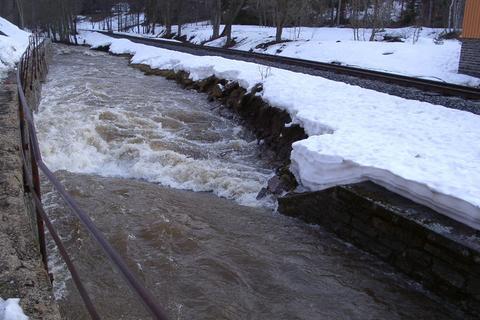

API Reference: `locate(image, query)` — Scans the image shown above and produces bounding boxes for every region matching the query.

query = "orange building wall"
[463,0,480,39]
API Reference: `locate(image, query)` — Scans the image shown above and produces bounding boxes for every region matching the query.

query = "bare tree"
[369,0,381,41]
[366,0,394,41]
[270,0,294,42]
[176,0,185,37]
[336,0,342,26]
[160,0,173,36]
[209,0,222,39]
[15,0,24,27]
[351,0,362,40]
[448,0,465,32]
[220,0,247,46]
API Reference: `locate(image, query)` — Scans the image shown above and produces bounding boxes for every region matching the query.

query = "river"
[36,44,467,319]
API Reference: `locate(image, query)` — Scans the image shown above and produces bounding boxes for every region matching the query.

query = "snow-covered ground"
[0,17,30,80]
[79,31,480,230]
[78,19,480,87]
[0,297,28,320]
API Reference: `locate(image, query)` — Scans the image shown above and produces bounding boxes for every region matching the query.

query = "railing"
[17,34,168,320]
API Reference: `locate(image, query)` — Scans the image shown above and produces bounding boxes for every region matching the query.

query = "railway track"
[94,30,480,103]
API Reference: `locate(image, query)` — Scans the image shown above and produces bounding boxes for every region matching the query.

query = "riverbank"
[83,36,480,316]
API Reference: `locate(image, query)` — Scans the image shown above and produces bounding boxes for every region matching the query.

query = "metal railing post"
[30,139,48,271]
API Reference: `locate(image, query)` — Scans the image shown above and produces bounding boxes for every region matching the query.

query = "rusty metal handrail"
[21,156,101,319]
[17,35,168,320]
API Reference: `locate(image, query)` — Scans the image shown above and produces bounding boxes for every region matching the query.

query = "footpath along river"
[36,44,468,319]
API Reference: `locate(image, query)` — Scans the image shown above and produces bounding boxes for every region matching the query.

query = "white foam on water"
[36,46,273,207]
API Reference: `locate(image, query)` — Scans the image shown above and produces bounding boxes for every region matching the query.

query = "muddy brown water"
[37,44,468,319]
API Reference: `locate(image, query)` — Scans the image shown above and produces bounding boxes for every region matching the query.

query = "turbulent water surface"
[37,45,468,319]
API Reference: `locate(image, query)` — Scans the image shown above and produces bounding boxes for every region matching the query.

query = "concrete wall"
[459,39,480,78]
[0,73,60,319]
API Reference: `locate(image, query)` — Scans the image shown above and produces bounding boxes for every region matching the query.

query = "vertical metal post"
[18,84,28,190]
[31,144,48,272]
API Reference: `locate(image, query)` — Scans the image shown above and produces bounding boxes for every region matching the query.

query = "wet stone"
[465,277,480,296]
[432,259,466,289]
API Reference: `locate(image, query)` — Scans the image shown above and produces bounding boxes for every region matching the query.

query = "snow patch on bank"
[79,31,480,230]
[0,298,28,320]
[0,17,30,80]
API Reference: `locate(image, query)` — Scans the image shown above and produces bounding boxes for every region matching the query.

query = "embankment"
[116,53,480,316]
[0,71,60,318]
[0,35,60,319]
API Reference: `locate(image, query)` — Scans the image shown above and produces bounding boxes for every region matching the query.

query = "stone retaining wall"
[278,183,480,316]
[0,73,60,319]
[459,39,480,78]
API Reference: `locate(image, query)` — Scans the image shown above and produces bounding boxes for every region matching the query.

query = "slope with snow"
[77,19,480,87]
[79,31,480,230]
[0,17,30,80]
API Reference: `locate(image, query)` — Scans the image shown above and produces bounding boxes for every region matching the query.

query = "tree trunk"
[176,0,184,37]
[164,1,172,36]
[211,0,221,39]
[428,0,433,26]
[336,0,342,26]
[330,0,336,25]
[212,22,220,38]
[369,0,380,41]
[137,12,140,33]
[273,0,290,43]
[15,0,24,28]
[224,24,232,45]
[221,0,247,45]
[276,24,283,42]
[448,0,456,31]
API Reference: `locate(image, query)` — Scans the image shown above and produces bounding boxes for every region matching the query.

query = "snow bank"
[0,17,30,80]
[78,21,480,86]
[80,31,480,230]
[0,298,28,320]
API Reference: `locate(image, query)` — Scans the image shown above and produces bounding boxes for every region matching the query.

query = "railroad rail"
[18,34,168,320]
[94,30,480,101]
